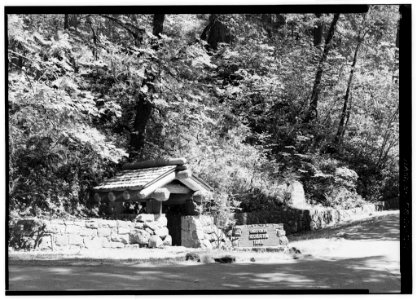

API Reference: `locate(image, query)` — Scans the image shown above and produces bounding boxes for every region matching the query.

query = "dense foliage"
[8,9,399,222]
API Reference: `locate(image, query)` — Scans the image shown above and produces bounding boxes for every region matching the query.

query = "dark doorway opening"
[165,205,184,246]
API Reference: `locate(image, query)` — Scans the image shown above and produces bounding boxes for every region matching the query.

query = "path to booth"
[8,212,400,293]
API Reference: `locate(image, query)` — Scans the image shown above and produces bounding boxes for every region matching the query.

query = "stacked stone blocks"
[181,215,231,249]
[236,203,378,234]
[9,214,172,251]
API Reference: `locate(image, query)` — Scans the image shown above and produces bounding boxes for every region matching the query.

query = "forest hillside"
[8,9,399,224]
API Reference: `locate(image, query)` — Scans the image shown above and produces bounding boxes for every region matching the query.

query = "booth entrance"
[93,158,212,247]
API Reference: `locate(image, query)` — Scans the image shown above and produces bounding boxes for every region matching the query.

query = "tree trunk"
[334,39,361,145]
[130,94,153,151]
[313,13,323,46]
[303,13,340,123]
[130,15,165,152]
[334,13,367,145]
[201,14,232,50]
[153,14,165,37]
[64,14,69,30]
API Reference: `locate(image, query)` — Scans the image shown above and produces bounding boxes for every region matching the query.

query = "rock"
[134,222,144,229]
[201,239,213,249]
[85,220,99,229]
[100,220,117,228]
[289,247,302,259]
[208,233,218,242]
[276,229,286,237]
[155,214,168,227]
[68,234,84,247]
[37,235,52,250]
[64,220,75,226]
[214,255,235,263]
[155,227,169,239]
[107,242,124,248]
[144,221,160,232]
[162,235,172,246]
[97,227,112,237]
[289,247,301,254]
[148,235,163,248]
[111,234,130,244]
[79,228,97,237]
[65,224,81,234]
[278,236,289,246]
[192,229,205,240]
[84,237,103,249]
[129,229,151,245]
[200,254,215,263]
[43,222,62,234]
[287,181,306,208]
[145,228,154,235]
[118,227,131,235]
[211,240,220,248]
[185,252,200,262]
[117,220,130,228]
[136,214,155,222]
[54,234,69,247]
[224,238,232,248]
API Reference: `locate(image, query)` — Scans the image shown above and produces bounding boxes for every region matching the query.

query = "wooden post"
[159,201,162,216]
[122,190,131,201]
[175,170,191,180]
[93,193,101,202]
[108,192,116,202]
[149,188,170,202]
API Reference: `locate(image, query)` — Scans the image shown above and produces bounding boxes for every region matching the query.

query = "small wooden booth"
[93,158,213,245]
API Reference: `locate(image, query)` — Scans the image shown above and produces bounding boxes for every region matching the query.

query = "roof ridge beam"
[122,158,187,170]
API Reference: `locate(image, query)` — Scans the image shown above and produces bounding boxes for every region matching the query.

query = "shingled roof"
[93,158,212,198]
[94,165,176,192]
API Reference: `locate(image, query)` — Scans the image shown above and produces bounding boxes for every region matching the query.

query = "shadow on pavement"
[340,214,399,241]
[9,254,400,293]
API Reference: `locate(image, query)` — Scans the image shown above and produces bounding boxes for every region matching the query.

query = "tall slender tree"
[303,13,340,123]
[64,14,69,30]
[334,13,368,145]
[313,13,323,46]
[153,14,165,37]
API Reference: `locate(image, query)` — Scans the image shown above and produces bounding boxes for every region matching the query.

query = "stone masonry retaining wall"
[9,214,172,251]
[181,215,231,249]
[236,204,378,234]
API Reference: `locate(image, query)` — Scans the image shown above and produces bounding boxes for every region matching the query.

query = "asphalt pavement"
[7,211,400,293]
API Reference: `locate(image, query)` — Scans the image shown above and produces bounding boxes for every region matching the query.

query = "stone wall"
[375,198,399,210]
[181,215,231,249]
[236,204,378,234]
[9,214,172,251]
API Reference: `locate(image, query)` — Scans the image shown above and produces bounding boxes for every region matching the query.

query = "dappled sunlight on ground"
[9,254,400,292]
[8,212,400,292]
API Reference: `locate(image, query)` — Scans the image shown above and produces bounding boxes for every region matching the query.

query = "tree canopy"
[8,9,400,222]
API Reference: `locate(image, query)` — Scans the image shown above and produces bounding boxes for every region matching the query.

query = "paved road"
[8,212,400,293]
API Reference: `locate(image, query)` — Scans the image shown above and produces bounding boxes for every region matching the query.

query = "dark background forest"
[8,7,400,224]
